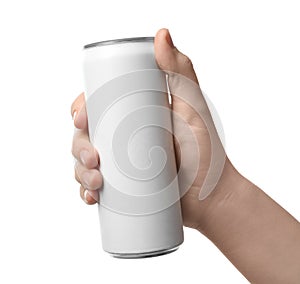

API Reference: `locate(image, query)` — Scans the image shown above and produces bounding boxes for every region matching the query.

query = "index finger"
[71,92,88,130]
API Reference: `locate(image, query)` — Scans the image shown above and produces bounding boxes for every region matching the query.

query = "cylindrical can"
[82,37,184,258]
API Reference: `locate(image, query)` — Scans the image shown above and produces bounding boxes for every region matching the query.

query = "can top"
[84,37,154,49]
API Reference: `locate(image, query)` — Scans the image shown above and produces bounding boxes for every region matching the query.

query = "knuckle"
[79,185,85,200]
[74,173,81,184]
[181,54,193,67]
[74,164,81,184]
[71,137,78,157]
[90,171,100,188]
[71,144,76,157]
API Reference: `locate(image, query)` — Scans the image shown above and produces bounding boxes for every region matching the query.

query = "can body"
[82,37,183,258]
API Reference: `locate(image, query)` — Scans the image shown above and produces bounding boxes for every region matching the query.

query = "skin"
[71,29,300,283]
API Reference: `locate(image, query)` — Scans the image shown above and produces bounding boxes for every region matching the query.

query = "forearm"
[198,159,300,283]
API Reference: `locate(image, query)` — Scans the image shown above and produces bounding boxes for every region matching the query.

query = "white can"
[82,37,184,258]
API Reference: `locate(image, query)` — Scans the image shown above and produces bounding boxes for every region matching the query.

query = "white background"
[0,0,299,283]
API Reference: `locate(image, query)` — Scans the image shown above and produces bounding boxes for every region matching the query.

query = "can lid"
[84,37,154,49]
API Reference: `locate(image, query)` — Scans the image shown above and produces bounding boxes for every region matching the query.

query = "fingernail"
[166,29,174,48]
[83,189,89,203]
[88,190,99,202]
[84,189,99,203]
[72,110,77,121]
[80,150,89,166]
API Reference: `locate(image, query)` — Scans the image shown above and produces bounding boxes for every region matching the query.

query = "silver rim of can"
[109,246,179,259]
[84,37,154,49]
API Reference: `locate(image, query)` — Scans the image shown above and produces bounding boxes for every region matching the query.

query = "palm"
[171,89,216,228]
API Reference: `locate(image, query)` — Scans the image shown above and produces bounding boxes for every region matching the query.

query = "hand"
[71,29,300,283]
[71,29,237,229]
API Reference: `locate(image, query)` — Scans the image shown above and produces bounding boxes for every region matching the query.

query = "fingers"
[71,93,88,130]
[75,156,101,204]
[154,28,198,84]
[73,139,102,204]
[80,186,98,205]
[72,129,99,169]
[75,161,102,191]
[72,92,101,205]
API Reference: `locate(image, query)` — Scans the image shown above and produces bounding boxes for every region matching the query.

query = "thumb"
[154,29,198,84]
[155,29,226,201]
[154,28,206,125]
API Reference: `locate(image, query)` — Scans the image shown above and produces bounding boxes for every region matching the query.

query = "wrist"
[193,158,300,283]
[194,157,252,234]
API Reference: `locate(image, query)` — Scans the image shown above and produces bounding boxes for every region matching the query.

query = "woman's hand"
[71,28,235,229]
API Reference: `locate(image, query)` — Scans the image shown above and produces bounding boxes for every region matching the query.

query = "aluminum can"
[82,37,183,258]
